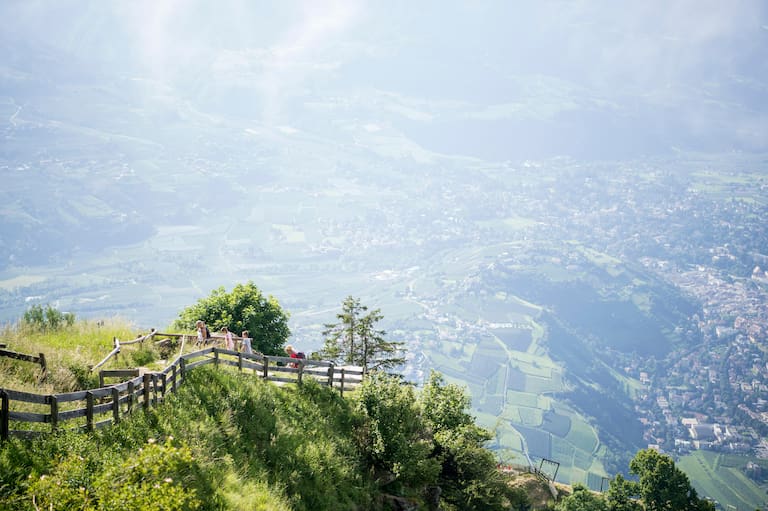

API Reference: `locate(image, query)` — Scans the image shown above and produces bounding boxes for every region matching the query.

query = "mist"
[2,0,766,160]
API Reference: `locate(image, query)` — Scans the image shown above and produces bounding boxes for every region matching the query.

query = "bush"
[353,372,439,493]
[68,362,100,390]
[130,345,157,367]
[22,304,75,333]
[92,438,204,511]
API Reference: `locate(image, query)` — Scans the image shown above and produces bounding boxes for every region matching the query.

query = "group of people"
[195,320,253,355]
[194,320,306,366]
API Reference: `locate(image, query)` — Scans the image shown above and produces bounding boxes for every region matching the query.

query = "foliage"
[420,371,518,511]
[91,438,202,511]
[629,449,716,511]
[606,474,641,511]
[352,372,439,493]
[3,315,666,511]
[420,370,474,433]
[0,317,138,394]
[68,362,101,390]
[27,438,203,511]
[320,296,406,373]
[173,281,290,355]
[0,367,367,511]
[129,345,157,367]
[555,483,608,511]
[21,304,75,333]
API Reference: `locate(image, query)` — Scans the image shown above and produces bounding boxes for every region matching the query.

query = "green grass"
[0,318,158,394]
[0,367,372,511]
[2,313,534,510]
[677,451,768,511]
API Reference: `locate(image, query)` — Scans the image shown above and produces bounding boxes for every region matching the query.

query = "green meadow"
[677,451,768,511]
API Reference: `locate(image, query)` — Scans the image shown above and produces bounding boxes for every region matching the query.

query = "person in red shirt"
[284,344,304,368]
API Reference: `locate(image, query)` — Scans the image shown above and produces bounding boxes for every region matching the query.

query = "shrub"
[92,438,203,511]
[353,372,439,493]
[68,362,100,390]
[22,304,75,333]
[130,345,157,367]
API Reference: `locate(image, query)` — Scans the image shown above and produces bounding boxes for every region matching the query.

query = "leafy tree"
[321,296,405,373]
[22,304,75,332]
[352,372,439,492]
[174,281,290,355]
[629,449,715,511]
[555,483,608,511]
[606,474,641,511]
[420,371,519,511]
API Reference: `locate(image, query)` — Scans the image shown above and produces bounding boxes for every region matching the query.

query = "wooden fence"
[0,347,364,441]
[0,348,47,380]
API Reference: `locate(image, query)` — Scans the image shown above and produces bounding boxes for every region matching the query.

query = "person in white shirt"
[240,330,253,354]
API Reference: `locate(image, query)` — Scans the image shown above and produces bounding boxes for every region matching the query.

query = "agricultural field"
[423,285,610,488]
[677,451,768,511]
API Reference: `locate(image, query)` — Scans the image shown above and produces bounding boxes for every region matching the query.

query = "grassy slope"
[0,319,149,394]
[1,365,376,511]
[1,320,377,510]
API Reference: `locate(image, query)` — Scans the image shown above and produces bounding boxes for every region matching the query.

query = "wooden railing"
[0,348,47,380]
[0,347,363,441]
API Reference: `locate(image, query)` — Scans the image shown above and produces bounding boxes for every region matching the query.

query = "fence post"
[180,357,187,380]
[143,373,151,411]
[263,357,269,380]
[127,381,135,413]
[172,364,178,393]
[327,364,334,388]
[50,395,59,432]
[214,348,219,367]
[160,373,167,401]
[298,361,304,385]
[1,390,9,441]
[152,374,158,407]
[238,353,243,372]
[340,368,346,397]
[111,387,120,425]
[38,353,47,380]
[86,391,94,432]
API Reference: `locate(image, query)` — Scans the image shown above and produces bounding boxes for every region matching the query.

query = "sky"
[2,0,767,159]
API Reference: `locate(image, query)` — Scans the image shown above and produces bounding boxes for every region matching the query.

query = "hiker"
[240,330,253,355]
[284,344,306,368]
[195,320,210,346]
[222,326,234,351]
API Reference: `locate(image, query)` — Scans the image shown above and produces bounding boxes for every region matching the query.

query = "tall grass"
[0,317,164,393]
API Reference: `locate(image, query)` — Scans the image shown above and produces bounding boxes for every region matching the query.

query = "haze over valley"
[2,1,768,507]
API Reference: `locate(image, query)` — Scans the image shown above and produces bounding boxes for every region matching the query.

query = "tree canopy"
[419,371,525,511]
[628,449,715,511]
[174,281,290,355]
[320,296,405,373]
[353,370,526,511]
[555,483,608,511]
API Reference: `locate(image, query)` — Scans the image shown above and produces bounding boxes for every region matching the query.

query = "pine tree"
[321,296,406,374]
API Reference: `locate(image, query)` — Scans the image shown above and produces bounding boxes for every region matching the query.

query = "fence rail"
[0,347,363,441]
[0,348,47,380]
